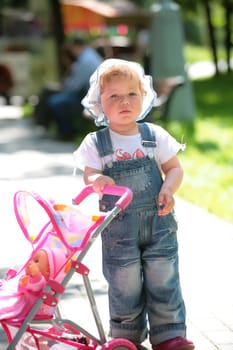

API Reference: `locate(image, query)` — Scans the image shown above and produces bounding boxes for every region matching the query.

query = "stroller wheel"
[101,338,137,350]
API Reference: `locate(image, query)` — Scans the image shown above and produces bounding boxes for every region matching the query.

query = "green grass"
[166,73,233,224]
[184,43,229,63]
[184,44,212,63]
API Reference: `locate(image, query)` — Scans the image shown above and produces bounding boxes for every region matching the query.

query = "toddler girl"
[74,58,194,350]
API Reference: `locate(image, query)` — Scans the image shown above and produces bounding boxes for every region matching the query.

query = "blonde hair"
[99,65,146,96]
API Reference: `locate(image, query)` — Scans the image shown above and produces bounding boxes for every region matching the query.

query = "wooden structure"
[61,0,151,31]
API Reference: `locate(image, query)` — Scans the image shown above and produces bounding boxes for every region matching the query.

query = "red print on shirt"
[116,148,145,160]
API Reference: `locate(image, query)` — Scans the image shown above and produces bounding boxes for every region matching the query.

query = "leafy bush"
[168,73,233,224]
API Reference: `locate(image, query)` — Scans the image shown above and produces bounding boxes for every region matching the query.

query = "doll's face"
[32,250,50,280]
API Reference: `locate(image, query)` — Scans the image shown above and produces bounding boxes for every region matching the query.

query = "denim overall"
[93,122,186,345]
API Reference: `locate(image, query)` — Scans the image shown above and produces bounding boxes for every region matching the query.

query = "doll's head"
[29,249,50,281]
[29,247,68,281]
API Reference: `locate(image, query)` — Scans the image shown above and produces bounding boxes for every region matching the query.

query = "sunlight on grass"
[159,68,233,224]
[177,117,233,224]
[184,44,212,63]
[184,44,229,65]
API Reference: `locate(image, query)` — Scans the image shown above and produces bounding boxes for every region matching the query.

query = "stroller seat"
[0,185,136,350]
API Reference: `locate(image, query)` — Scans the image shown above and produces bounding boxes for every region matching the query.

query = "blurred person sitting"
[48,36,102,140]
[0,63,14,105]
[33,42,75,128]
[34,36,103,140]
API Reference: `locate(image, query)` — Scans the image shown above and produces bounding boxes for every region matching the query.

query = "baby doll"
[0,247,67,321]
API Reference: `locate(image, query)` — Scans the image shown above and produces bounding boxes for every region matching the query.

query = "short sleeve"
[73,133,102,171]
[151,124,185,165]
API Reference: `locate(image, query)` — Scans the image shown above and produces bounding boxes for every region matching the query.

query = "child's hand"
[25,261,40,277]
[92,175,115,194]
[157,188,175,216]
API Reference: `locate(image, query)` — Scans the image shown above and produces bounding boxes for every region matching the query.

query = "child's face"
[100,74,144,130]
[32,250,50,280]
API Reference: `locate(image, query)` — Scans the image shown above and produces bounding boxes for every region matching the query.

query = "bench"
[152,75,185,122]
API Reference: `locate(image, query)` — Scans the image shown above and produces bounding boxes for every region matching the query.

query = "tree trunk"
[48,0,65,79]
[202,1,219,75]
[222,0,232,72]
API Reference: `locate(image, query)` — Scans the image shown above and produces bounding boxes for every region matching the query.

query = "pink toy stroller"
[0,185,137,350]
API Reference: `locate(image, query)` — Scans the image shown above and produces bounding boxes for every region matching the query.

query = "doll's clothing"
[0,247,67,321]
[0,272,46,321]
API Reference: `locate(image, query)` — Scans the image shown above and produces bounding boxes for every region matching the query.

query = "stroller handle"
[72,185,133,211]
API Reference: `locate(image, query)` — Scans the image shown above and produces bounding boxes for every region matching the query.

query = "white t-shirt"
[74,124,184,172]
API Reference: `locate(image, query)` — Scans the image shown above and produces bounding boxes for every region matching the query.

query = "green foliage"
[169,73,233,224]
[0,0,28,8]
[184,43,233,65]
[129,0,154,7]
[175,0,199,12]
[184,44,212,63]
